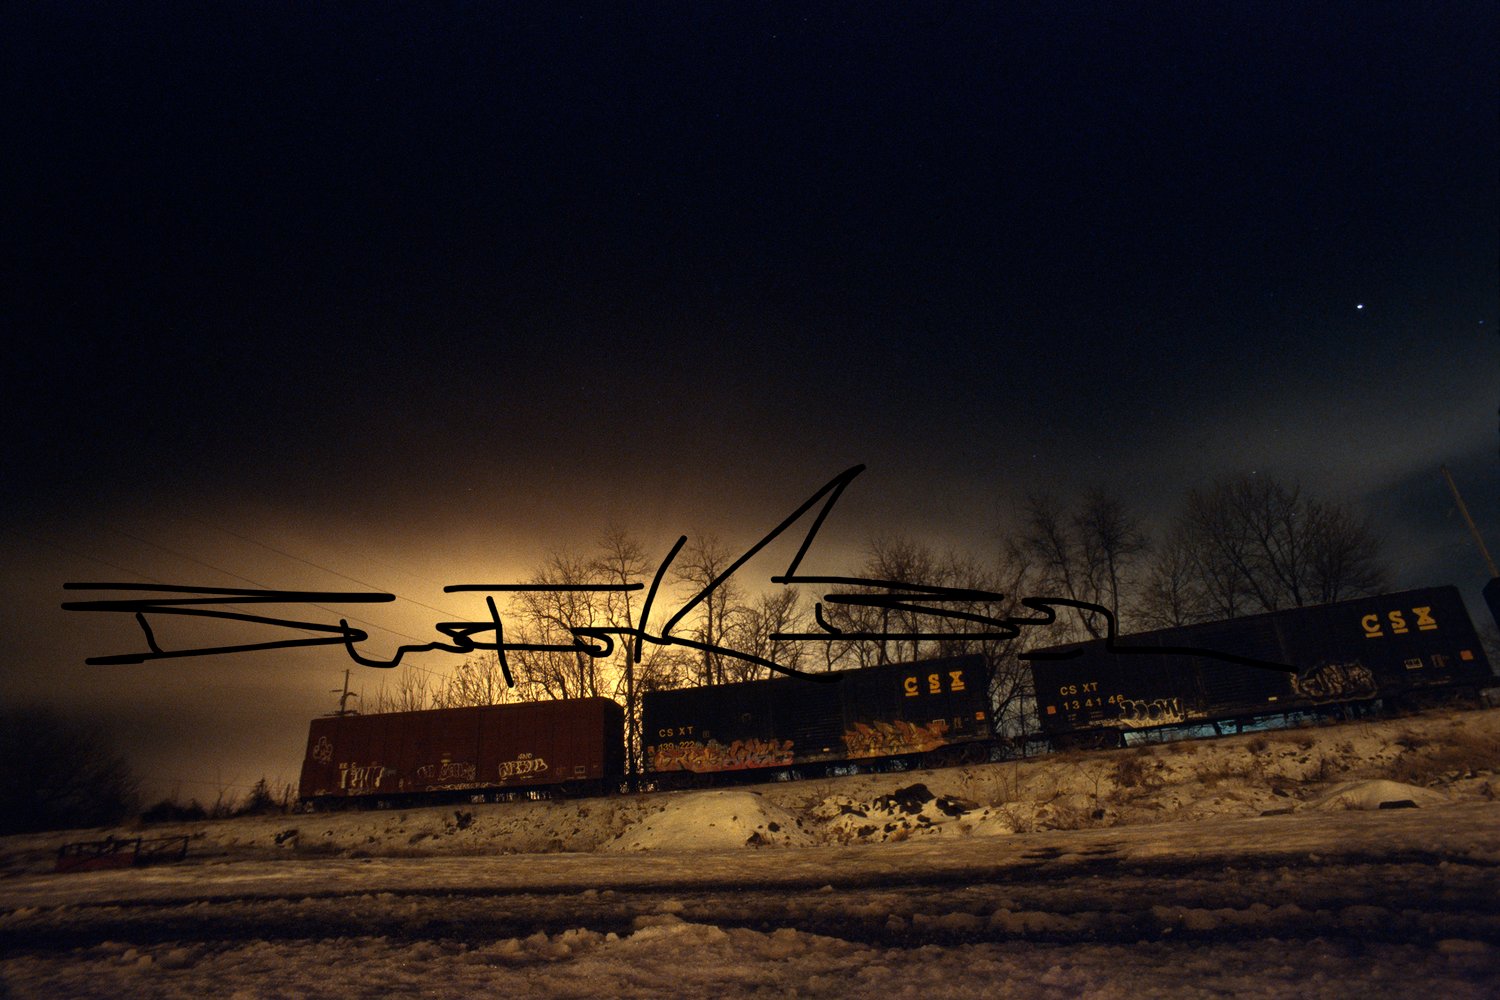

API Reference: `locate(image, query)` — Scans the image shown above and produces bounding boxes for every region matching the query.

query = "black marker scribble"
[63,465,1297,678]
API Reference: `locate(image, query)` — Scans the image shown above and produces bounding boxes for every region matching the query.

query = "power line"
[103,525,438,646]
[170,511,468,620]
[3,524,176,587]
[13,522,479,688]
[155,513,507,687]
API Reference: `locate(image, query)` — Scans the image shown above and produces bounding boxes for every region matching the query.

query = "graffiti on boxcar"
[649,737,794,772]
[842,719,951,758]
[1116,697,1187,726]
[1291,661,1377,702]
[415,759,478,783]
[338,762,387,791]
[311,736,333,764]
[498,753,549,780]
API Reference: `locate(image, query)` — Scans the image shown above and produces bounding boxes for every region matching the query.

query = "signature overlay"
[62,466,1298,681]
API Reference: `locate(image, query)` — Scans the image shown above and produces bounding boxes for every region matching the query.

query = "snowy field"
[3,708,1499,998]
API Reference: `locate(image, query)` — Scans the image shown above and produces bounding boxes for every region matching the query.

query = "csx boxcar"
[1030,585,1494,745]
[298,697,625,806]
[643,654,992,779]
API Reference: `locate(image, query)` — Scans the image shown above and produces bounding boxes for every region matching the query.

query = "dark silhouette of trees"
[363,530,695,781]
[671,535,744,687]
[732,586,812,682]
[371,663,439,713]
[0,707,139,834]
[237,776,280,815]
[506,551,613,700]
[1140,474,1389,626]
[1014,489,1149,639]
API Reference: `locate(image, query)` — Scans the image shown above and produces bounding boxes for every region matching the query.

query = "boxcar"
[642,654,992,780]
[299,697,625,806]
[1030,585,1495,745]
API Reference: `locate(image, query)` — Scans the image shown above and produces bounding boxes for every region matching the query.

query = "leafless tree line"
[369,472,1390,752]
[1021,474,1388,637]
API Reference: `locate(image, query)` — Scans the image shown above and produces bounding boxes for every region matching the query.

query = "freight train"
[1030,584,1495,748]
[298,585,1495,807]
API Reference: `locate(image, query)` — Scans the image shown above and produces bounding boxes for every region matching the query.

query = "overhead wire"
[135,513,509,687]
[104,526,439,646]
[167,510,469,619]
[159,514,490,688]
[15,522,469,687]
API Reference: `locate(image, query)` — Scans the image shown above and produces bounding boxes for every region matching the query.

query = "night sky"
[4,4,1496,802]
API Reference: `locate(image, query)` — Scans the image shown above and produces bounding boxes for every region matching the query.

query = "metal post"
[1441,466,1498,577]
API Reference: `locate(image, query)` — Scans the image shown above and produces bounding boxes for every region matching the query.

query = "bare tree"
[1304,498,1390,603]
[370,664,436,713]
[929,550,1039,739]
[811,537,931,669]
[670,535,746,686]
[863,536,940,664]
[1134,528,1205,629]
[436,651,515,708]
[815,539,1044,738]
[732,586,812,682]
[1153,474,1389,622]
[506,551,614,700]
[1014,489,1148,639]
[589,527,655,774]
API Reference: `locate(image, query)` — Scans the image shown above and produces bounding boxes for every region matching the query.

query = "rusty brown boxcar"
[298,698,624,807]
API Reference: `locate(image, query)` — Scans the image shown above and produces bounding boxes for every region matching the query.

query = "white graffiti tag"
[414,760,478,783]
[1117,697,1187,726]
[311,736,333,763]
[498,753,549,780]
[338,762,387,791]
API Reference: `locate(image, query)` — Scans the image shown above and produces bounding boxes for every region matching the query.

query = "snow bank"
[604,790,815,851]
[809,782,1015,843]
[1311,779,1451,811]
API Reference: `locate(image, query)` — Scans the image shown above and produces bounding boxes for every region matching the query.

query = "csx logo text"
[904,670,968,697]
[1362,607,1437,638]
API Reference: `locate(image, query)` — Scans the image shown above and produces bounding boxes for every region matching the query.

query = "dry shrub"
[1194,752,1267,788]
[1111,755,1152,790]
[988,762,1026,805]
[1038,802,1093,831]
[994,804,1036,834]
[1393,730,1428,751]
[1312,754,1342,782]
[1386,728,1500,786]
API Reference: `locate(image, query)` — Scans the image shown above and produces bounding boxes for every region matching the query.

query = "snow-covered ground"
[3,708,1499,998]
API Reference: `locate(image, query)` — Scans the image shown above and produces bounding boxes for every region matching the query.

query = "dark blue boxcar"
[643,654,992,776]
[1030,585,1494,741]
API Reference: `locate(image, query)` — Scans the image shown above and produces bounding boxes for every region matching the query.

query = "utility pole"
[1442,466,1498,576]
[1442,466,1500,637]
[331,669,360,716]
